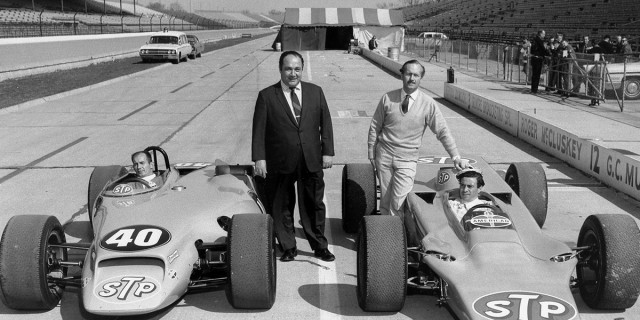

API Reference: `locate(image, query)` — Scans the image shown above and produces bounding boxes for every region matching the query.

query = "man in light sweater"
[368,60,468,216]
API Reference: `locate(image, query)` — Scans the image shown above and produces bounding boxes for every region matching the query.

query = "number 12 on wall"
[590,145,600,174]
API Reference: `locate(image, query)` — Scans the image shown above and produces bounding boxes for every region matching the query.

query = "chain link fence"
[0,11,260,38]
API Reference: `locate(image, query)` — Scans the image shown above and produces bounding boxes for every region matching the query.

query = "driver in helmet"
[448,167,492,222]
[130,151,163,189]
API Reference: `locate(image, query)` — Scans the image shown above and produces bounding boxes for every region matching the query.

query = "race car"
[0,146,275,315]
[342,156,640,319]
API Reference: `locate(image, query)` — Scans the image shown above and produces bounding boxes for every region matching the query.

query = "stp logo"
[96,276,159,302]
[473,291,577,320]
[438,171,451,184]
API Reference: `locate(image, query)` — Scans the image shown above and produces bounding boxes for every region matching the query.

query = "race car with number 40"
[0,146,275,315]
[342,156,640,320]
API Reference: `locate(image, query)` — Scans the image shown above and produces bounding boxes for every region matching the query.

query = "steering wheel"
[461,203,502,232]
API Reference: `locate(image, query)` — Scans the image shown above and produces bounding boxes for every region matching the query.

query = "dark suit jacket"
[252,81,334,174]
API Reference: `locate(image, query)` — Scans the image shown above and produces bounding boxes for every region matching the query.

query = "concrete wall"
[0,28,274,80]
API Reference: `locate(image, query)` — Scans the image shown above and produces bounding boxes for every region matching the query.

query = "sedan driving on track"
[139,30,193,64]
[186,34,204,59]
[0,146,276,316]
[342,156,640,319]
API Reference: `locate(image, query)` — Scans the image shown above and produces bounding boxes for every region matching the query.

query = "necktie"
[290,87,301,122]
[401,94,410,114]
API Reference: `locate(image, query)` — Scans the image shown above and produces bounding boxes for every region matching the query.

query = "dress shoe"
[280,247,297,262]
[314,248,335,262]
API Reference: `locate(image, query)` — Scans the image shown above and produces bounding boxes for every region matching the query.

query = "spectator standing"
[622,37,633,55]
[615,35,624,53]
[597,35,614,54]
[578,35,593,53]
[547,40,560,92]
[530,30,550,94]
[558,39,575,97]
[369,35,378,50]
[519,38,531,75]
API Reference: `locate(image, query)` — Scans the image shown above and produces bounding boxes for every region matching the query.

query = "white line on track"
[319,192,340,320]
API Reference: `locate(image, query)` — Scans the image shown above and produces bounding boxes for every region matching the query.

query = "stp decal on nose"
[96,276,160,302]
[473,291,577,320]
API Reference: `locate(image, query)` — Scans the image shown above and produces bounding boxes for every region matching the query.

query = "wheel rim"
[578,229,601,299]
[46,231,66,298]
[625,79,640,99]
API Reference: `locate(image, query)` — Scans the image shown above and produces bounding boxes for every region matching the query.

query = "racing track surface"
[0,35,639,320]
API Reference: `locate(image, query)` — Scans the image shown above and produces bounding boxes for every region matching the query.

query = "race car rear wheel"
[357,215,406,312]
[0,215,67,310]
[505,162,547,228]
[577,214,640,310]
[342,163,377,233]
[226,214,276,309]
[88,165,126,226]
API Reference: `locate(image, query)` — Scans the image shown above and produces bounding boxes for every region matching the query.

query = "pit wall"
[0,28,273,80]
[361,47,640,202]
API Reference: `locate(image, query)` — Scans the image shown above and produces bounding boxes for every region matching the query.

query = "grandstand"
[0,0,270,37]
[403,0,640,44]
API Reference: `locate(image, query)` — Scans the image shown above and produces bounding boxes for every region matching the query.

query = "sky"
[135,0,407,14]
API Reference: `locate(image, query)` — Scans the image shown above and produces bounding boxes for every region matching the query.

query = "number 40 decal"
[100,225,171,252]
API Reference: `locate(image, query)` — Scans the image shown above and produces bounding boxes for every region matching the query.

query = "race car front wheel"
[88,165,126,226]
[577,214,640,309]
[342,163,377,233]
[226,214,276,309]
[0,215,67,310]
[357,215,407,312]
[505,162,548,228]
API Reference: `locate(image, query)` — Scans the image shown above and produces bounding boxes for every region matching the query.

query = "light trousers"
[375,145,417,216]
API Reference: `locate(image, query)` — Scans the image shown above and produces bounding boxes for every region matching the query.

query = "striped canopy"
[283,8,405,27]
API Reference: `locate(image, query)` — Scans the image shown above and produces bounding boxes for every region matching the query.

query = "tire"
[342,163,377,233]
[197,52,202,58]
[226,214,276,309]
[357,215,406,312]
[505,162,547,228]
[0,215,67,310]
[623,77,640,100]
[577,214,640,310]
[188,53,195,60]
[88,166,126,226]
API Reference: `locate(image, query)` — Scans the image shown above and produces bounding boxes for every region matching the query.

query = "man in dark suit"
[252,51,335,262]
[530,30,550,94]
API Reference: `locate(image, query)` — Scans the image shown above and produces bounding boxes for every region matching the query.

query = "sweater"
[368,89,459,161]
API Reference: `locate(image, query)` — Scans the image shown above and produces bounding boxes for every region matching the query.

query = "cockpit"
[103,146,172,197]
[444,189,514,232]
